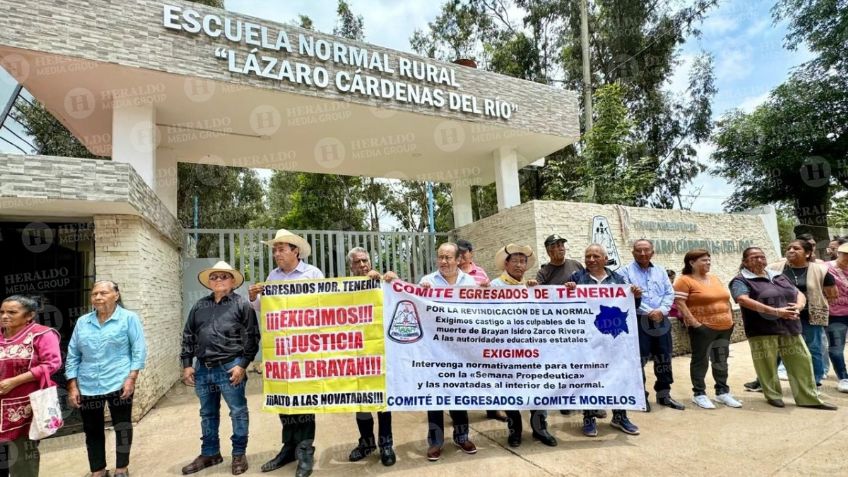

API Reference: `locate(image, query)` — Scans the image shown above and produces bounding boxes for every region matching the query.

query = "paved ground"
[42,340,848,476]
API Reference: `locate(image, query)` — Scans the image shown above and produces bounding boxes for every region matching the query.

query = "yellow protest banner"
[259,277,386,414]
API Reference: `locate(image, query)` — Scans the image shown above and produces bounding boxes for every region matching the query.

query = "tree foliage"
[773,0,848,75]
[11,99,99,158]
[412,0,717,214]
[711,71,848,242]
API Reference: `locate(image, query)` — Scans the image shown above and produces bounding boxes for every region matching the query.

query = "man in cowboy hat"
[490,244,558,448]
[249,229,323,477]
[181,261,259,476]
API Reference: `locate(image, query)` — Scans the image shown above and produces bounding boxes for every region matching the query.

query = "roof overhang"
[0,0,580,185]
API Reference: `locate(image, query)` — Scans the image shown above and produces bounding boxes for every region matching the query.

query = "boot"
[261,444,296,472]
[348,436,376,461]
[295,441,315,477]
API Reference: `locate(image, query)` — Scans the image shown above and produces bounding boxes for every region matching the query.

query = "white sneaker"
[715,393,743,408]
[692,395,716,409]
[838,379,848,393]
[777,366,788,381]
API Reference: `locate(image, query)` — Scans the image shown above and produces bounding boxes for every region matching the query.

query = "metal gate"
[183,229,451,283]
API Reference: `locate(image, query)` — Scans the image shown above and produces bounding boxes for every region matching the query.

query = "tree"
[282,174,366,231]
[711,71,848,243]
[412,0,717,213]
[11,99,99,158]
[773,0,848,75]
[333,0,365,41]
[177,164,264,229]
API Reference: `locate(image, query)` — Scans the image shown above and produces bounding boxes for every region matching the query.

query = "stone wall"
[456,200,774,356]
[94,215,182,420]
[457,200,780,287]
[0,154,182,244]
[669,310,747,357]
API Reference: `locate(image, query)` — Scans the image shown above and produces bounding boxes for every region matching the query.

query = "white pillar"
[494,147,520,211]
[155,150,178,216]
[112,101,157,189]
[451,183,473,227]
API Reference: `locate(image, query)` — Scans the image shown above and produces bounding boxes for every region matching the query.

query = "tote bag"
[28,386,63,440]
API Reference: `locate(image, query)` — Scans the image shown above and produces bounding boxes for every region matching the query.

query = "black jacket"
[180,292,260,368]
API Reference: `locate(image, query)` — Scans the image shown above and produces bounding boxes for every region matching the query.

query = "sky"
[0,0,815,213]
[225,0,814,213]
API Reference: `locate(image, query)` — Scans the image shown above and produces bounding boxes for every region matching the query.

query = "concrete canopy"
[0,0,580,189]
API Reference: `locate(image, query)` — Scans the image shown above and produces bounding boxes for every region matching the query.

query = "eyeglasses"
[209,274,233,281]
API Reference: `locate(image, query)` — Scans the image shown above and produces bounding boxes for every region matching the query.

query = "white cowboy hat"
[198,261,245,290]
[494,244,536,270]
[263,229,312,259]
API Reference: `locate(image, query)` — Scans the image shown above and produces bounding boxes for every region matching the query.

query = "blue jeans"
[826,319,848,380]
[800,321,825,385]
[194,359,249,456]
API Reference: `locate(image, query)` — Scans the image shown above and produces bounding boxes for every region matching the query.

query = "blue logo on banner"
[594,305,629,338]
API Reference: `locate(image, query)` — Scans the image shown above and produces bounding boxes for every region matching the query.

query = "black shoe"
[380,447,396,466]
[798,402,838,410]
[658,397,686,410]
[508,433,522,447]
[348,438,377,462]
[644,401,652,412]
[532,430,558,447]
[767,398,785,408]
[744,380,762,392]
[261,446,296,472]
[295,442,315,477]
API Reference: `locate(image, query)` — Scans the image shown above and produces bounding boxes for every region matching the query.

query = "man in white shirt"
[250,229,322,477]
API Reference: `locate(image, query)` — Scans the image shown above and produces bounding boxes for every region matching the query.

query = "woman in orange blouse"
[673,249,741,409]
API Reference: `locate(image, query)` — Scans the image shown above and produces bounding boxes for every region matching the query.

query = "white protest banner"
[383,281,646,411]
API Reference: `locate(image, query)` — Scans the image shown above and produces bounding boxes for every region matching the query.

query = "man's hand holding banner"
[260,277,386,414]
[258,278,646,413]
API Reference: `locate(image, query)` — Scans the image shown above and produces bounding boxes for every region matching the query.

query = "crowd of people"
[4,228,848,477]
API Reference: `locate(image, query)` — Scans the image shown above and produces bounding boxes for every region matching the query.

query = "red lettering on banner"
[391,281,455,298]
[265,360,302,379]
[275,331,365,356]
[458,288,529,300]
[304,356,382,378]
[482,348,540,358]
[557,287,626,299]
[266,305,373,330]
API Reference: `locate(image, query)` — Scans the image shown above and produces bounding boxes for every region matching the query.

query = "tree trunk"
[793,184,831,256]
